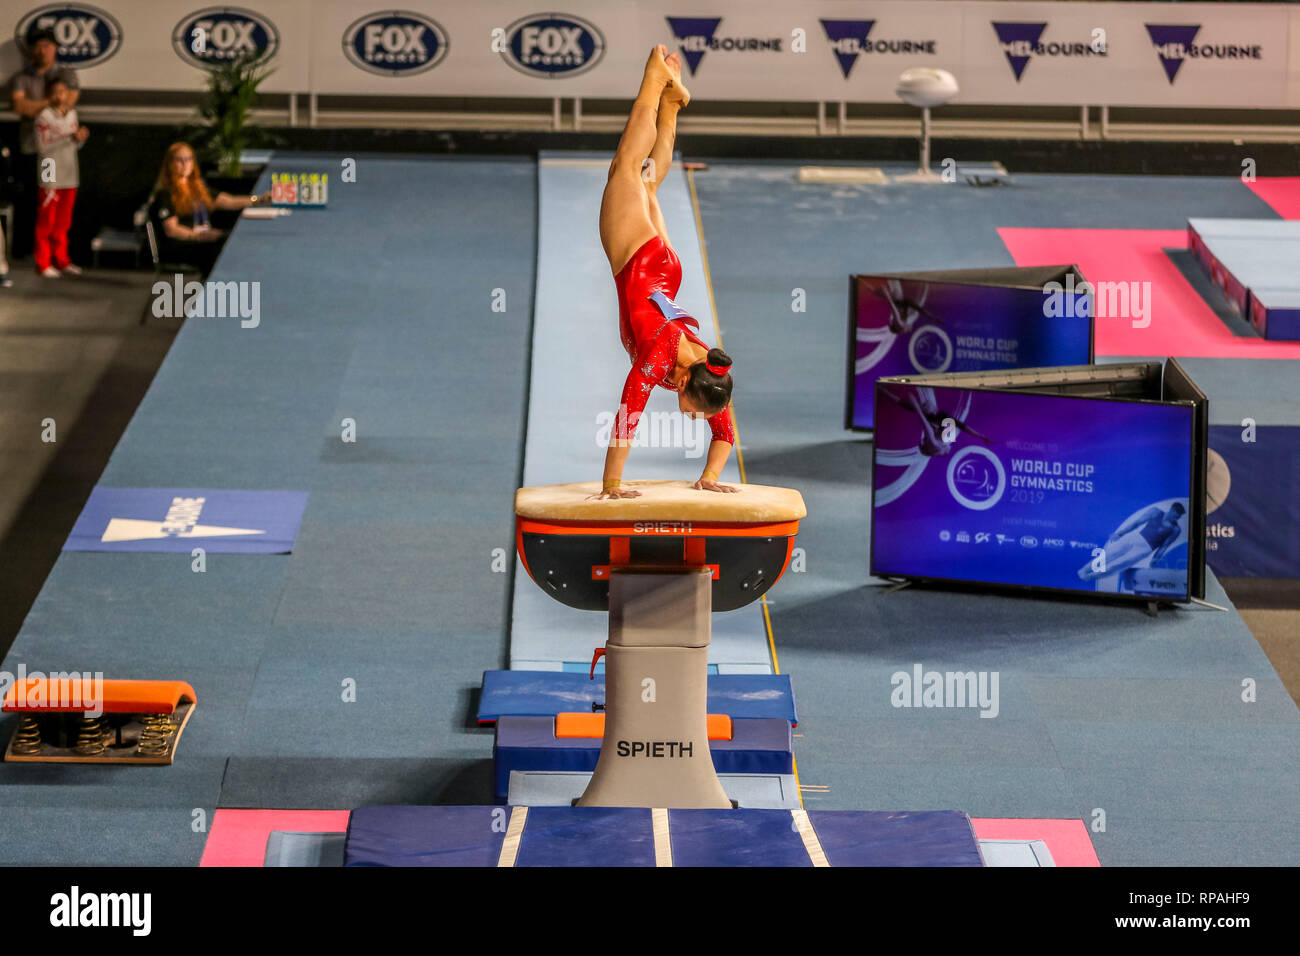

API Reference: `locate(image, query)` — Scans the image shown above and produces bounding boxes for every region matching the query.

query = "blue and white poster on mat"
[64,488,310,553]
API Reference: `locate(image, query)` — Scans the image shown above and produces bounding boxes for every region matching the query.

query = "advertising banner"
[846,266,1093,431]
[4,2,1296,107]
[1205,426,1300,578]
[872,381,1196,601]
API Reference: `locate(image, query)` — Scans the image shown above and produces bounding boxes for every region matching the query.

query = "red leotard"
[611,236,735,446]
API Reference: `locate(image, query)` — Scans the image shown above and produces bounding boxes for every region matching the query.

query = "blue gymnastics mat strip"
[477,669,797,724]
[507,770,801,809]
[493,715,793,801]
[344,806,984,866]
[510,152,770,672]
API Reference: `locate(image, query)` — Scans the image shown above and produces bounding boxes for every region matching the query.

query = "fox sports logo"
[16,4,122,68]
[173,6,279,68]
[343,11,449,76]
[503,14,605,78]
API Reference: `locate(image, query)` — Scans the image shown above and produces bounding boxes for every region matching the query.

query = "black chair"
[91,201,148,268]
[141,218,202,325]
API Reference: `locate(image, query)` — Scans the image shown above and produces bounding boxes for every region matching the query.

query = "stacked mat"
[1188,218,1300,340]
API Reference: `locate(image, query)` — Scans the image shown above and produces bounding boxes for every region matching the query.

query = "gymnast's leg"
[599,45,689,274]
[643,79,684,247]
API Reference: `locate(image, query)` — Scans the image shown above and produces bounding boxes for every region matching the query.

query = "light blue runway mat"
[510,152,771,673]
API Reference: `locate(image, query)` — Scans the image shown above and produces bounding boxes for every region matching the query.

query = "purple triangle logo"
[1145,24,1200,84]
[992,21,1047,81]
[665,17,721,75]
[820,20,875,79]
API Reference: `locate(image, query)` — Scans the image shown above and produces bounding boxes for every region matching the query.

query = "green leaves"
[191,55,274,178]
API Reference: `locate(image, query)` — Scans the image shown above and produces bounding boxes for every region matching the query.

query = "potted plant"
[188,54,274,196]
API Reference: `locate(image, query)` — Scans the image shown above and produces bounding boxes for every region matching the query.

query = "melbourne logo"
[1144,24,1261,84]
[947,446,1006,511]
[100,497,265,544]
[820,19,937,79]
[503,14,604,78]
[665,16,781,75]
[343,11,448,76]
[991,21,1103,81]
[173,6,278,69]
[820,20,874,78]
[993,21,1045,80]
[16,4,122,68]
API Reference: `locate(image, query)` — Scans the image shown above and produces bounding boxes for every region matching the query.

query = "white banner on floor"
[3,1,1296,107]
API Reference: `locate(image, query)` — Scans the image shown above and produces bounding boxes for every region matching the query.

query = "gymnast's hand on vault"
[590,487,642,500]
[694,478,738,493]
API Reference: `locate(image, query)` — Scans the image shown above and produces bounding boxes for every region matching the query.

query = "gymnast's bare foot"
[661,48,690,107]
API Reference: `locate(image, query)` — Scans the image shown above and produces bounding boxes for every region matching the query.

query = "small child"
[33,78,88,277]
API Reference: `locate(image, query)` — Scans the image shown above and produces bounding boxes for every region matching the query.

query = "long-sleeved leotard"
[612,235,735,446]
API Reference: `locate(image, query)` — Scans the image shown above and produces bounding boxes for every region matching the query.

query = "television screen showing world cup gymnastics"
[847,267,1094,431]
[871,381,1196,601]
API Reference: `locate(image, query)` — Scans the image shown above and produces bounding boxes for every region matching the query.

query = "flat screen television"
[846,266,1095,431]
[870,360,1207,603]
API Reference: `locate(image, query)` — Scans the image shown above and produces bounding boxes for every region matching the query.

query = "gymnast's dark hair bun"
[685,347,734,415]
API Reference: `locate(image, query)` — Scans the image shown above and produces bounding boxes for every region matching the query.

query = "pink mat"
[1247,177,1300,220]
[972,817,1100,867]
[199,809,350,867]
[999,227,1300,359]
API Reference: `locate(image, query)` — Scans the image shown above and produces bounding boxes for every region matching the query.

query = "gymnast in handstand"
[594,45,737,501]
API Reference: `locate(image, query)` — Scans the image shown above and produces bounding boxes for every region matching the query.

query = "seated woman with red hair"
[147,142,268,276]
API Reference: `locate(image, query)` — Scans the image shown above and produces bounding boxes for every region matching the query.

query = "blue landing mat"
[477,670,797,724]
[345,806,984,866]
